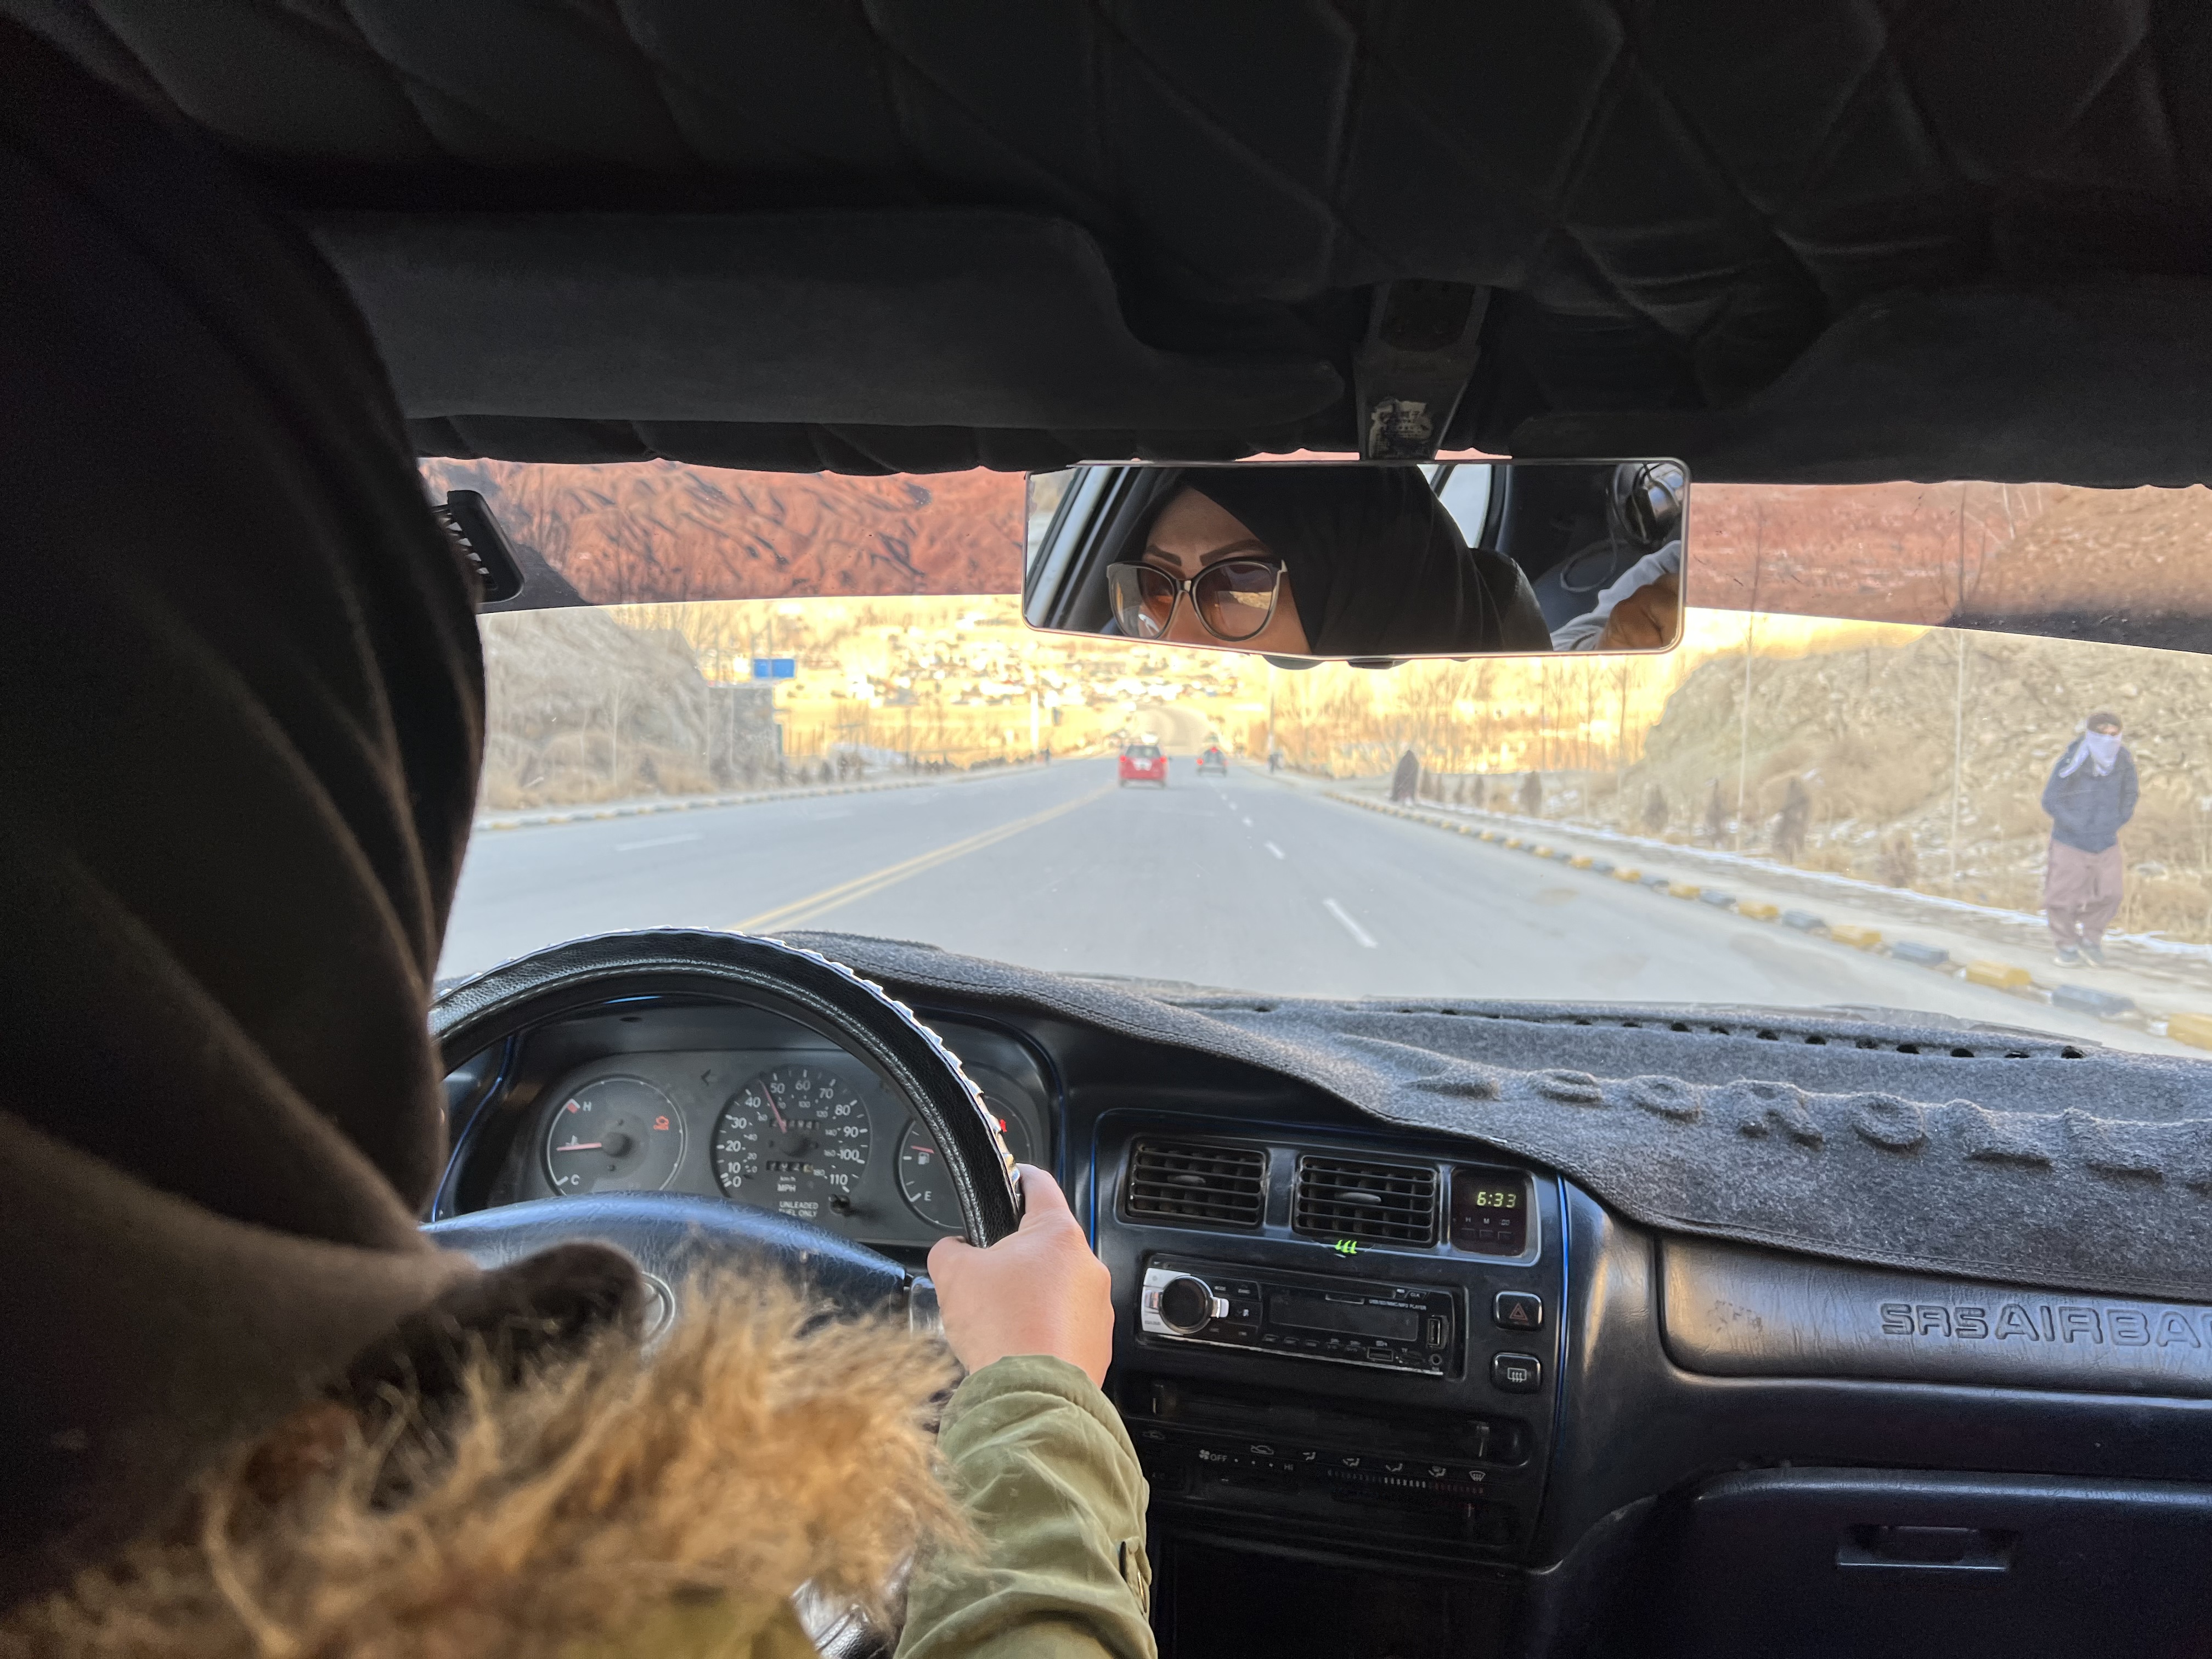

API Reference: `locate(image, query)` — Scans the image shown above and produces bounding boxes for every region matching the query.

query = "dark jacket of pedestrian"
[1390,749,1420,803]
[2041,735,2139,853]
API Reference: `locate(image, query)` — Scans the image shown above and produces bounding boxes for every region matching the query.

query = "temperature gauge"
[545,1077,686,1195]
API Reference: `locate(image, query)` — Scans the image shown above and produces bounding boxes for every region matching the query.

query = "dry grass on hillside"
[478,609,732,809]
[1505,629,2212,941]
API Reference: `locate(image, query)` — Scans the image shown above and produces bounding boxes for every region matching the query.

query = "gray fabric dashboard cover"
[789,932,2212,1304]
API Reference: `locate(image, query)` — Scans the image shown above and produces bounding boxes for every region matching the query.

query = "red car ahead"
[1118,742,1168,787]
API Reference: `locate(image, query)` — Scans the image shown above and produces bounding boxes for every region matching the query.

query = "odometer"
[713,1064,873,1221]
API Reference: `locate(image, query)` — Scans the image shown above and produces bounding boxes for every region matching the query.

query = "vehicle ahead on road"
[1196,745,1228,775]
[1118,743,1168,787]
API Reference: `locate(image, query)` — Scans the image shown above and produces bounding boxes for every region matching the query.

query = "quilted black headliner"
[19,0,2212,480]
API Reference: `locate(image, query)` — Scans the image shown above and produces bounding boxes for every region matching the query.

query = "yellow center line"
[736,783,1116,934]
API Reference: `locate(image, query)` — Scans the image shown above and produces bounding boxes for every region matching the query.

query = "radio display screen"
[1271,1291,1423,1344]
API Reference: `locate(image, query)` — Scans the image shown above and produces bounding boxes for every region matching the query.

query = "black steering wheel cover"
[423,1194,906,1311]
[431,930,1023,1245]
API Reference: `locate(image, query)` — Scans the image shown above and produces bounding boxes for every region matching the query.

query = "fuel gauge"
[545,1077,686,1195]
[898,1101,1032,1233]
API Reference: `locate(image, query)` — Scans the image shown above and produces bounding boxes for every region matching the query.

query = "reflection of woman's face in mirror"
[1143,487,1311,653]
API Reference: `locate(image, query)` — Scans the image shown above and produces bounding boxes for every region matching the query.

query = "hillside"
[1543,629,2212,941]
[479,607,736,808]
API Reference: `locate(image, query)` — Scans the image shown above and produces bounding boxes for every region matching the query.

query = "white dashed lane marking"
[616,833,702,852]
[1323,898,1378,949]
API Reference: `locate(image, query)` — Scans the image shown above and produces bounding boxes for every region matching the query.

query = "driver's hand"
[1595,569,1680,651]
[927,1165,1114,1387]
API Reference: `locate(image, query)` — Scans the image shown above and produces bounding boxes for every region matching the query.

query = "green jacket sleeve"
[895,1356,1156,1659]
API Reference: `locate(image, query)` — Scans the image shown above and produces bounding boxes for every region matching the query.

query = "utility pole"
[1733,507,1764,849]
[1949,629,1968,884]
[1734,613,1756,848]
[1948,503,1970,885]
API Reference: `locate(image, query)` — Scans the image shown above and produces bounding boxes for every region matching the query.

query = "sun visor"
[1509,278,2212,488]
[306,210,1339,434]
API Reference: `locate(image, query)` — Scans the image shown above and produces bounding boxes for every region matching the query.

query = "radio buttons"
[1155,1274,1227,1334]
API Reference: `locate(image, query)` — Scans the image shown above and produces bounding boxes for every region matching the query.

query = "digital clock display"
[1449,1168,1531,1255]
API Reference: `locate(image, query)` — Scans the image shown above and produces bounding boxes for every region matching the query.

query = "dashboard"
[433,984,2212,1659]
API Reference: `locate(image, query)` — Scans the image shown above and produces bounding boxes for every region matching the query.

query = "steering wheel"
[420,930,1024,1327]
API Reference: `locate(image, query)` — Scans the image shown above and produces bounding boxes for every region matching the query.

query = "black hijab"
[1179,466,1549,656]
[0,24,637,1604]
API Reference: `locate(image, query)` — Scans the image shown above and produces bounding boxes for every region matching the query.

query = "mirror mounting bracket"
[1353,281,1491,461]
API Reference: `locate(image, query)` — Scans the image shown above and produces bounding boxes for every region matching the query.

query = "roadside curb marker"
[1329,788,2211,1045]
[2169,1013,2212,1049]
[2053,983,2137,1018]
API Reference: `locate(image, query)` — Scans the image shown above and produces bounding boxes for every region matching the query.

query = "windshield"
[436,461,2212,1059]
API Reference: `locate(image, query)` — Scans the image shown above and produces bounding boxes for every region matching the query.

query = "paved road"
[441,756,2160,1046]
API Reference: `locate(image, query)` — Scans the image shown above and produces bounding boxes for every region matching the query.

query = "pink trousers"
[2045,839,2123,949]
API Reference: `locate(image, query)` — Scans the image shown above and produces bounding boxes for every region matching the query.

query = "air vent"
[1293,1155,1438,1246]
[1125,1140,1267,1229]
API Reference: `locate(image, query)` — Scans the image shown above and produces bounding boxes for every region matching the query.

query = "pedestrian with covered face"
[2040,712,2138,967]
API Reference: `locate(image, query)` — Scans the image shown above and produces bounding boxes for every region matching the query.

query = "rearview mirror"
[1023,459,1687,661]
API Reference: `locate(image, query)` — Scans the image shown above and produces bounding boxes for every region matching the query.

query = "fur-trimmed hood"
[1,1279,966,1659]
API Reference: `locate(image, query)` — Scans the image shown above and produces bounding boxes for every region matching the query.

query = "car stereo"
[1138,1255,1457,1376]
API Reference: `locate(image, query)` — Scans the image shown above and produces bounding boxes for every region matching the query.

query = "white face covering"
[2062,729,2123,777]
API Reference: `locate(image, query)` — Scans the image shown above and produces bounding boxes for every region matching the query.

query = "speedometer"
[712,1064,873,1221]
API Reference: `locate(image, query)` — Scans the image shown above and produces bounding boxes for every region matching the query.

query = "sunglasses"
[1106,557,1285,642]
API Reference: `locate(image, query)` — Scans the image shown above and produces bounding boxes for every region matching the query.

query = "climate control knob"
[1155,1274,1228,1335]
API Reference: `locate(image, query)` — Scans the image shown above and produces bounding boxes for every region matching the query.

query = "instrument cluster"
[473,1005,1048,1250]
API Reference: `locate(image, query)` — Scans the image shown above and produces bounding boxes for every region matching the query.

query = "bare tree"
[1878,831,1919,889]
[1773,776,1810,864]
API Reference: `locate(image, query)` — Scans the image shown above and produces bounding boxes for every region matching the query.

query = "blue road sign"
[751,657,797,680]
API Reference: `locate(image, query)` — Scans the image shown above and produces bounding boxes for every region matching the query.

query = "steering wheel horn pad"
[424,1192,906,1316]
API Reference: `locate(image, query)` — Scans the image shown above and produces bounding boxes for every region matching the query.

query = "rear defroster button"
[1491,1352,1543,1393]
